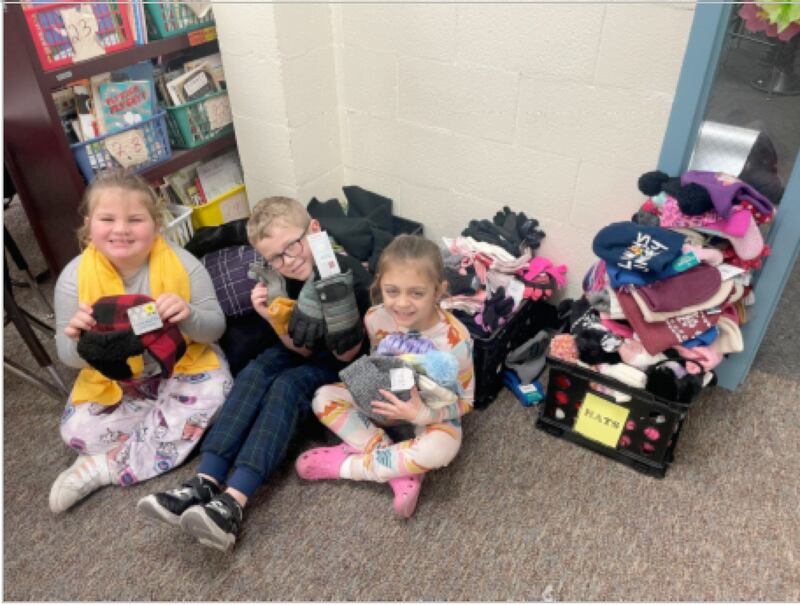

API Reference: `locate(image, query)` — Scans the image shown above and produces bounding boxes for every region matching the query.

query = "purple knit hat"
[680,170,774,220]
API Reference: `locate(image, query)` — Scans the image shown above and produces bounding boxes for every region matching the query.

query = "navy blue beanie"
[592,222,685,274]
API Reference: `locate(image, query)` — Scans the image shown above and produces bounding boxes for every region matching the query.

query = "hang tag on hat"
[127,302,164,335]
[390,367,415,392]
[671,251,700,273]
[306,231,341,279]
[717,263,746,281]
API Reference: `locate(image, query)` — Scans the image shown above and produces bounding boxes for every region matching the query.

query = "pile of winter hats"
[440,207,567,404]
[552,169,776,404]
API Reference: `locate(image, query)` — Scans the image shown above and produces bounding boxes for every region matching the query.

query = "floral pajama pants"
[59,352,233,486]
[312,383,462,482]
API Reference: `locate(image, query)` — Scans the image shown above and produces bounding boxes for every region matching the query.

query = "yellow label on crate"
[573,393,629,449]
[188,26,217,46]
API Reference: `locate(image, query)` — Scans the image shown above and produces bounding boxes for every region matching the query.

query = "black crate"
[473,299,559,409]
[536,358,691,478]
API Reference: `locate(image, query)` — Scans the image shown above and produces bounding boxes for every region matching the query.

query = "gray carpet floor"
[3,197,799,601]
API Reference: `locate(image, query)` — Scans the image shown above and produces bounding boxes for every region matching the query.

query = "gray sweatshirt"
[55,242,225,369]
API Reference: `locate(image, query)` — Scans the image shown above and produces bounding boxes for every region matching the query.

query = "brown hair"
[76,169,162,248]
[370,234,446,304]
[246,196,310,247]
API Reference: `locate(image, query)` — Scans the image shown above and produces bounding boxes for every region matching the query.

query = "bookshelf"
[3,4,236,275]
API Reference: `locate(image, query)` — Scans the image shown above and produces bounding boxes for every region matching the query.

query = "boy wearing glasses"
[137,196,372,551]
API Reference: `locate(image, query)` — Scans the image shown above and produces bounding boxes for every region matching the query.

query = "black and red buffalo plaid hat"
[77,294,187,381]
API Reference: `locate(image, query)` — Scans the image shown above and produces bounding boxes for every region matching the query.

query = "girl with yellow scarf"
[49,171,232,514]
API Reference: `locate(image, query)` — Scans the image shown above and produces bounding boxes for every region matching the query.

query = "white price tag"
[104,129,149,168]
[506,277,526,307]
[127,302,164,335]
[306,231,341,278]
[204,95,232,131]
[717,263,746,281]
[390,367,415,392]
[61,7,105,62]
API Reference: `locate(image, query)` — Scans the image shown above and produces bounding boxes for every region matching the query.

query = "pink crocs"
[388,474,424,519]
[295,443,358,480]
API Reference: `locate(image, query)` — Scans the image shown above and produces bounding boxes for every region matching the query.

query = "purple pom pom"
[376,332,436,355]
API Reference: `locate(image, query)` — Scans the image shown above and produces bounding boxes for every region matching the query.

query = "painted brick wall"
[216,3,694,297]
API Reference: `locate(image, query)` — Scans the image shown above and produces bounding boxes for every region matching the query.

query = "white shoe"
[49,454,113,513]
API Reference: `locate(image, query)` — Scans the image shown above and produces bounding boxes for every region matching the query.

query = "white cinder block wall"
[215,3,694,298]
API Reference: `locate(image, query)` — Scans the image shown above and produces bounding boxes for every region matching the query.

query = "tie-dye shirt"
[365,305,475,425]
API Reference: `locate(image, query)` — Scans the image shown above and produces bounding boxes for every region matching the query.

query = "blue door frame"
[657,4,800,389]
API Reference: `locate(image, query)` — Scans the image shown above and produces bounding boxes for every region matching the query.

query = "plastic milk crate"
[23,2,135,71]
[144,1,215,39]
[472,299,559,409]
[162,204,194,247]
[191,185,250,230]
[164,91,234,149]
[71,111,172,181]
[536,357,692,478]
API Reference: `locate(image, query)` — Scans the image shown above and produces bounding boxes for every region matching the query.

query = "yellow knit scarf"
[71,236,219,405]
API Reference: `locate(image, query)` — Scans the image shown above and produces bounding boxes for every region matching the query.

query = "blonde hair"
[370,234,446,304]
[246,196,310,247]
[76,169,162,248]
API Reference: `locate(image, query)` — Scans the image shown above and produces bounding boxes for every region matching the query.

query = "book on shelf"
[164,162,204,207]
[196,149,244,201]
[184,53,226,90]
[72,81,97,141]
[166,63,218,105]
[89,61,156,135]
[98,80,154,133]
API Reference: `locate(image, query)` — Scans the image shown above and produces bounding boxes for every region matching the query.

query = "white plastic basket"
[162,203,194,247]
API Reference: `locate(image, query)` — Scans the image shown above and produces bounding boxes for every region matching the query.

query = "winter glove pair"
[287,269,364,354]
[492,206,546,255]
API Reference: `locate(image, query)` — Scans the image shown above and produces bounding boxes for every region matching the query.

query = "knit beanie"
[77,294,186,381]
[339,355,413,423]
[681,170,774,220]
[592,222,685,274]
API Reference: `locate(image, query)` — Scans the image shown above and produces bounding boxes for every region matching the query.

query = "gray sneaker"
[137,476,220,526]
[180,492,243,552]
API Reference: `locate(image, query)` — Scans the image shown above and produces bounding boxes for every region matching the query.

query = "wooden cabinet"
[3,3,236,275]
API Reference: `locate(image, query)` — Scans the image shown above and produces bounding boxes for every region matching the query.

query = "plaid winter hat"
[77,294,187,381]
[592,222,685,274]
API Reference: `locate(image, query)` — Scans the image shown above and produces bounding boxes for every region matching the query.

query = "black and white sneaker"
[137,476,220,526]
[180,492,243,552]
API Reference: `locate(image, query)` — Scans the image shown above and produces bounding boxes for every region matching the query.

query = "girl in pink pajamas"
[295,235,474,518]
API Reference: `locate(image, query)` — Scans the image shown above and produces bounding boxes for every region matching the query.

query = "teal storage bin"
[164,91,234,149]
[145,1,214,39]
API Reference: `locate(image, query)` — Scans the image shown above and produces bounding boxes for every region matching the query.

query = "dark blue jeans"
[197,343,343,498]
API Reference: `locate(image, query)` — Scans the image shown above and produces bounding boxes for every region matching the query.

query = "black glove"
[77,329,145,381]
[315,269,365,355]
[287,278,326,349]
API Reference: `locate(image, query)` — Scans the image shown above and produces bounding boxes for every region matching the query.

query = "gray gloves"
[247,260,287,305]
[287,278,326,349]
[314,270,364,355]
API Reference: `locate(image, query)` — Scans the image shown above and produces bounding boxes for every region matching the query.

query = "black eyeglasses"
[265,223,309,269]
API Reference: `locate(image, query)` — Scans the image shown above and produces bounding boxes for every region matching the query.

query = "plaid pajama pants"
[197,343,344,498]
